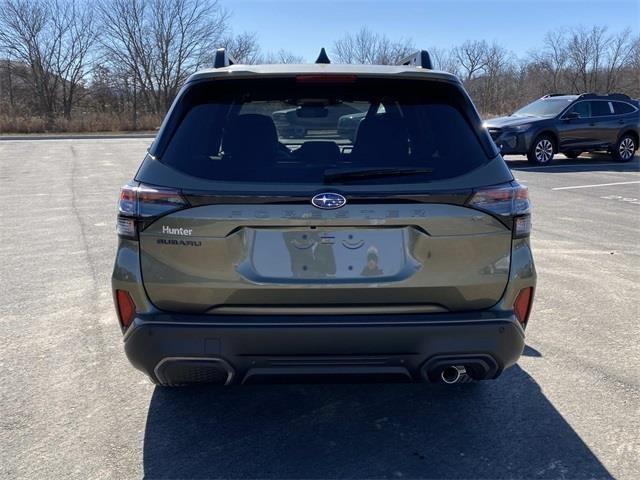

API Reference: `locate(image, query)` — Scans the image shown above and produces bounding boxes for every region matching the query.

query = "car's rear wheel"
[564,151,582,159]
[612,134,636,162]
[527,135,555,165]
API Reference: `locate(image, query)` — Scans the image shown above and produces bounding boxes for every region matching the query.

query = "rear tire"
[611,134,636,162]
[527,135,555,165]
[564,151,581,159]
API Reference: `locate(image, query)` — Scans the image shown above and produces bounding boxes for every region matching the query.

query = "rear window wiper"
[324,167,434,183]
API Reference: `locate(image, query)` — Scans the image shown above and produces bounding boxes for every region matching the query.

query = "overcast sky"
[219,0,639,60]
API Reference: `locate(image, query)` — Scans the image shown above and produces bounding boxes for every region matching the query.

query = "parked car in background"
[273,103,364,138]
[484,93,639,165]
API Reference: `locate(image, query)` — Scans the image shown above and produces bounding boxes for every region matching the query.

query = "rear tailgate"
[139,203,511,313]
[135,74,515,314]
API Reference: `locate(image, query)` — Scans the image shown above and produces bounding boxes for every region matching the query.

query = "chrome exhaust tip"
[440,365,467,384]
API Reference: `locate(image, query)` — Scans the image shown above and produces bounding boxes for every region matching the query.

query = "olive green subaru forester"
[112,49,536,386]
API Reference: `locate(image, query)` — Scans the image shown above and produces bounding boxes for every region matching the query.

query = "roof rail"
[213,48,236,69]
[315,48,331,64]
[398,50,433,69]
[607,93,632,100]
[578,92,632,100]
[542,93,571,98]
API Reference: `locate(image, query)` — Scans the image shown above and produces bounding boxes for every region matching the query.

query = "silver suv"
[112,49,536,386]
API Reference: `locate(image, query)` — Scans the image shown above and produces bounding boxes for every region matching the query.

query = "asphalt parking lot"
[1,139,639,480]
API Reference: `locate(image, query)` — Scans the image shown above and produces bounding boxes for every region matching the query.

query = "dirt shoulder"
[0,132,156,141]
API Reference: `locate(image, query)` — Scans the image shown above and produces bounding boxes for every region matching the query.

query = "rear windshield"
[156,77,492,185]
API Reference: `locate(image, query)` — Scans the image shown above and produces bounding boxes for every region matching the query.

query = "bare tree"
[603,28,637,92]
[587,25,610,91]
[0,0,95,123]
[629,35,640,96]
[0,56,16,118]
[631,35,640,73]
[453,40,488,81]
[565,25,609,92]
[429,46,459,75]
[480,42,515,113]
[533,31,569,93]
[220,33,302,64]
[0,0,56,124]
[333,27,415,65]
[265,49,304,64]
[0,0,49,119]
[2,15,639,132]
[221,31,261,64]
[98,0,231,114]
[566,27,590,92]
[51,1,96,118]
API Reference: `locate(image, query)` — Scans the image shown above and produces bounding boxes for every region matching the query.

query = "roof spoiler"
[213,48,236,68]
[398,50,433,69]
[213,46,437,69]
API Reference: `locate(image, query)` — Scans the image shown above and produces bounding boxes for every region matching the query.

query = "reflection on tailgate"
[240,228,419,283]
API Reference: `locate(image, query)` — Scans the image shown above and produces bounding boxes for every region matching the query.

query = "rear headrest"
[352,114,409,163]
[295,141,340,165]
[223,114,279,157]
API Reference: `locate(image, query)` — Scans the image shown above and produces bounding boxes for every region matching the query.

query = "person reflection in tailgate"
[361,246,383,277]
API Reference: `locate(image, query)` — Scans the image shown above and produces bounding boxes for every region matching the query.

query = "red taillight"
[136,185,186,217]
[115,290,136,329]
[467,183,531,238]
[513,287,533,326]
[468,183,530,216]
[117,183,187,238]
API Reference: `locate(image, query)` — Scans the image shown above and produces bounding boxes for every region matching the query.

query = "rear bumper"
[123,311,525,385]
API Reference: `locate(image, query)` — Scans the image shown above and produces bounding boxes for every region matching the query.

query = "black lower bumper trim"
[123,311,525,385]
[243,366,413,384]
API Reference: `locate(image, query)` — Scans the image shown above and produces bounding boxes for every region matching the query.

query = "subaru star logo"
[311,192,347,209]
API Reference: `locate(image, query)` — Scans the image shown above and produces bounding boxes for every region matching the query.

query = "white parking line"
[552,181,640,191]
[513,162,640,171]
[601,195,640,205]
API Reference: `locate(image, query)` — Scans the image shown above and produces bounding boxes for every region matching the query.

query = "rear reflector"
[514,215,531,238]
[116,216,136,237]
[115,290,136,329]
[513,287,533,326]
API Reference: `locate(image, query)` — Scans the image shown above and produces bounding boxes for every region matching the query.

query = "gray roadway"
[1,139,638,479]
